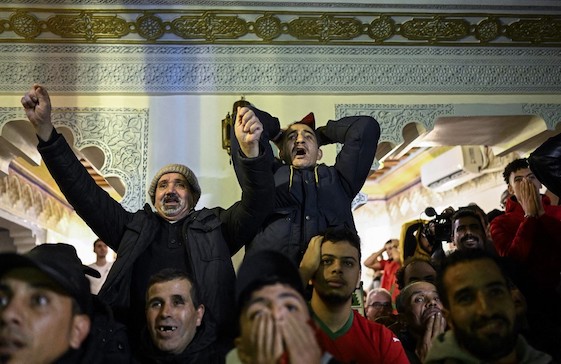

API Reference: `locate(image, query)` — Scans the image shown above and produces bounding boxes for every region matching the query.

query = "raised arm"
[21,84,132,251]
[21,84,55,142]
[317,115,380,197]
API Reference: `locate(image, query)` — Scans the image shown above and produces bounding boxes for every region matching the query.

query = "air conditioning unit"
[421,145,485,192]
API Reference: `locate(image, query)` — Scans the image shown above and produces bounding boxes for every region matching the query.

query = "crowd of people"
[1,83,560,363]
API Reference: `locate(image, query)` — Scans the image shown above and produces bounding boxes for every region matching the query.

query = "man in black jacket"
[230,106,380,265]
[21,84,275,357]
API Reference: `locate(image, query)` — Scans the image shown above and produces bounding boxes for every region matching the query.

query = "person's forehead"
[370,292,390,302]
[158,172,187,183]
[321,240,359,259]
[148,278,192,298]
[286,123,315,135]
[405,282,437,298]
[444,259,505,293]
[1,267,67,294]
[510,168,532,179]
[248,283,304,305]
[454,216,480,226]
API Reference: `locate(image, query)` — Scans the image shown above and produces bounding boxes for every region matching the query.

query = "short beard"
[453,316,517,361]
[317,290,352,306]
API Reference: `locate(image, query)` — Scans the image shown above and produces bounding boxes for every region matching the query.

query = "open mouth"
[294,148,306,156]
[158,325,178,332]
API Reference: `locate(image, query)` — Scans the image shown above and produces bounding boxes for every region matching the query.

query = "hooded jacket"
[424,330,554,364]
[231,106,380,264]
[38,131,274,357]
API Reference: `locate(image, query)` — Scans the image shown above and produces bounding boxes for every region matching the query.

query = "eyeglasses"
[368,302,392,309]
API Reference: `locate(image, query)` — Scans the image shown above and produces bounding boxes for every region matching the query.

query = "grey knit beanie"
[148,164,201,206]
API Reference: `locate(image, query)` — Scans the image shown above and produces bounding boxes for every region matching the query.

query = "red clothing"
[379,259,401,304]
[313,309,408,364]
[490,195,561,291]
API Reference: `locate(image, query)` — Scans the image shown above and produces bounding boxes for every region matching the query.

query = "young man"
[451,208,489,252]
[489,158,561,360]
[0,243,129,364]
[300,227,408,364]
[21,84,275,355]
[364,239,402,304]
[87,238,114,295]
[395,281,446,364]
[231,106,380,265]
[426,249,553,364]
[231,250,337,364]
[138,268,216,363]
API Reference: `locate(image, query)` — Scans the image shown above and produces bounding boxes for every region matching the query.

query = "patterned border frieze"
[337,103,561,145]
[337,103,455,145]
[1,8,561,46]
[1,44,560,94]
[1,107,149,212]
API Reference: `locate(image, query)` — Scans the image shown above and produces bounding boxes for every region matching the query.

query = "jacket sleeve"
[220,139,275,255]
[529,133,561,197]
[37,131,134,251]
[490,215,537,261]
[316,115,380,197]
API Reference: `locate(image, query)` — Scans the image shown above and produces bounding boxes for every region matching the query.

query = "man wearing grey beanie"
[21,84,275,361]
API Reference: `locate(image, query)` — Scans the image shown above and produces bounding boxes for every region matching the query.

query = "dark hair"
[146,268,200,307]
[322,226,361,263]
[436,249,508,308]
[451,208,486,235]
[502,158,529,184]
[92,238,103,248]
[396,256,437,290]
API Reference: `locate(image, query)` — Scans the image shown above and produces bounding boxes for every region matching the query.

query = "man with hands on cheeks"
[489,157,561,361]
[230,249,338,364]
[21,84,275,356]
[299,227,408,364]
[395,281,447,364]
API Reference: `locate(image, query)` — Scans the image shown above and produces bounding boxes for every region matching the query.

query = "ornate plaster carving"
[0,107,149,212]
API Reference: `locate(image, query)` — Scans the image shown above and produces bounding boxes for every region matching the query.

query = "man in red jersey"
[300,227,408,364]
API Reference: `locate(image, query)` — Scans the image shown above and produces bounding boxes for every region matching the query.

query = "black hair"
[322,226,362,263]
[146,268,201,307]
[451,207,486,235]
[396,256,437,290]
[92,238,103,248]
[436,249,509,308]
[502,158,529,185]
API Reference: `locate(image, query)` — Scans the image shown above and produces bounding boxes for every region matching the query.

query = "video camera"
[423,207,454,245]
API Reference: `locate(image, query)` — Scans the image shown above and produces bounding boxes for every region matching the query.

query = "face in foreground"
[313,240,360,306]
[280,123,322,169]
[402,281,444,335]
[0,267,89,364]
[443,258,517,361]
[154,173,193,222]
[146,278,204,355]
[238,283,310,361]
[452,216,486,251]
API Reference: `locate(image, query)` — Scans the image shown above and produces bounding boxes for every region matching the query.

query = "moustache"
[460,234,479,243]
[163,194,180,203]
[471,314,510,330]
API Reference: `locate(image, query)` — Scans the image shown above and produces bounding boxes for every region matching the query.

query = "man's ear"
[317,148,323,161]
[507,184,514,196]
[195,304,205,327]
[69,314,91,349]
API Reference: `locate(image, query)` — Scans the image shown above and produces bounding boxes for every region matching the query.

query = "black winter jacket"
[232,107,380,264]
[38,131,274,356]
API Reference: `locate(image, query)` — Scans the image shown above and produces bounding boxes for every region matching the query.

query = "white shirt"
[87,261,114,294]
